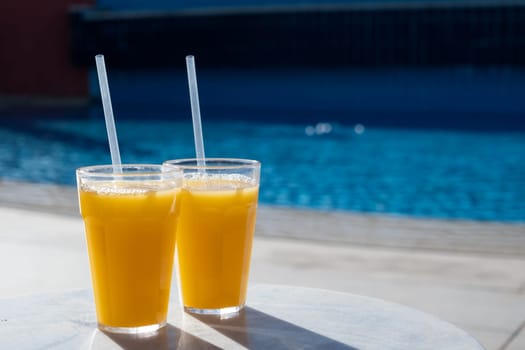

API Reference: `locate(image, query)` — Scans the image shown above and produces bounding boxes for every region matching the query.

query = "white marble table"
[0,284,484,349]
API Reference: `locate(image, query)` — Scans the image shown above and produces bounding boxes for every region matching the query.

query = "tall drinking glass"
[76,164,181,334]
[163,158,260,315]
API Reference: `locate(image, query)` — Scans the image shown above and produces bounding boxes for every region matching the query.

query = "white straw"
[95,54,122,170]
[185,55,206,167]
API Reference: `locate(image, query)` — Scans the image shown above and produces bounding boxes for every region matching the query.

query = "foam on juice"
[80,180,180,195]
[183,173,257,191]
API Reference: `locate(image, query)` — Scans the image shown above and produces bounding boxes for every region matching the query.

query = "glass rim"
[163,158,260,170]
[76,164,180,178]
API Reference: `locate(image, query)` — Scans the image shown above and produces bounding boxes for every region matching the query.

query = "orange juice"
[177,175,259,311]
[79,182,179,329]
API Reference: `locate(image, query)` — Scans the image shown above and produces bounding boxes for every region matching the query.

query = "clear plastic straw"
[185,55,206,168]
[95,54,122,171]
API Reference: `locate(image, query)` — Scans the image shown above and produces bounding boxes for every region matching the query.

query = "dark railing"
[70,2,525,68]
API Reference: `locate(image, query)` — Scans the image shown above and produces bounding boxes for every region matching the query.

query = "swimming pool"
[0,110,523,222]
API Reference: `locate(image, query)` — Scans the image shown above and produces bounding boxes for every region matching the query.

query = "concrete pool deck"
[1,180,524,350]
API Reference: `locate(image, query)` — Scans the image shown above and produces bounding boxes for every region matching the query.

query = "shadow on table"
[192,306,359,349]
[98,323,220,349]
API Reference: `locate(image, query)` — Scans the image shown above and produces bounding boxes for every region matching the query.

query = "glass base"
[184,304,244,316]
[98,321,166,335]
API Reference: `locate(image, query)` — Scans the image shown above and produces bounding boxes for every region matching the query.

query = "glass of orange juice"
[163,158,260,315]
[76,164,182,334]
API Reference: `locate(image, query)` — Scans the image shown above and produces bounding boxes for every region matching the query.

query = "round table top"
[0,284,484,350]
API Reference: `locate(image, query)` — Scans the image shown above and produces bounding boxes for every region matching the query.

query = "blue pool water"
[1,68,525,222]
[0,111,523,222]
